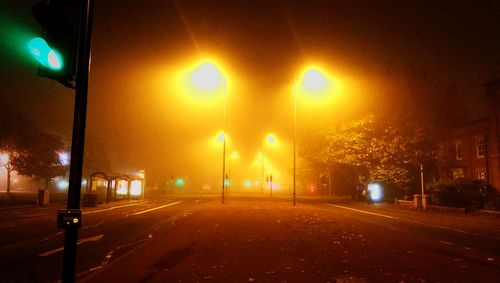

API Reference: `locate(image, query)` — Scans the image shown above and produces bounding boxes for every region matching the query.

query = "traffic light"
[30,0,79,88]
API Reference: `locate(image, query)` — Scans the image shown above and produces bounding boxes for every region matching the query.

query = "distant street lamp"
[228,151,239,195]
[261,134,277,195]
[293,67,333,206]
[257,151,265,194]
[191,61,228,204]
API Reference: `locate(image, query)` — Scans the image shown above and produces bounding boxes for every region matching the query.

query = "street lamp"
[191,61,228,204]
[293,67,333,206]
[228,151,239,195]
[261,134,277,195]
[257,151,265,195]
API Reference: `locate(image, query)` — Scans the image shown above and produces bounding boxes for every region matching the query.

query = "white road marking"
[330,205,500,242]
[439,240,456,246]
[327,204,399,219]
[38,234,104,256]
[130,201,182,215]
[414,221,500,240]
[83,202,148,215]
[194,199,203,203]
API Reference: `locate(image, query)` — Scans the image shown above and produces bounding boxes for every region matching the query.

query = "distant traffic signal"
[30,0,79,88]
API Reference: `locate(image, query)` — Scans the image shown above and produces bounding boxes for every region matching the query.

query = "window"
[455,142,463,160]
[477,171,486,180]
[451,168,465,179]
[476,138,486,158]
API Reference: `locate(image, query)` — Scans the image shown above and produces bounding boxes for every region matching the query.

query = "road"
[0,196,499,282]
[0,197,201,282]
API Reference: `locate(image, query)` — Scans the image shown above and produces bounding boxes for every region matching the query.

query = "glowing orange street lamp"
[293,67,333,206]
[261,134,277,195]
[227,151,239,194]
[191,61,228,204]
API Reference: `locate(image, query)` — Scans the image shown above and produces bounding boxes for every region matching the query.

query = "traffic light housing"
[30,0,79,88]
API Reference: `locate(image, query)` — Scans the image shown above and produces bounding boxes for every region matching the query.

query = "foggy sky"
[1,0,499,186]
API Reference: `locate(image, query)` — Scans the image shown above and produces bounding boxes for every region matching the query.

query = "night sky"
[1,0,499,185]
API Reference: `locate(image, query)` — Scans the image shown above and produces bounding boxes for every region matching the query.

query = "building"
[438,79,500,191]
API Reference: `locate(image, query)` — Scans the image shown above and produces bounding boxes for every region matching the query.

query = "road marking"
[327,204,399,219]
[38,234,104,256]
[413,221,500,240]
[194,199,203,203]
[130,201,181,215]
[83,202,147,215]
[439,240,455,246]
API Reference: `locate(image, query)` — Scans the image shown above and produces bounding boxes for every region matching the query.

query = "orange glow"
[264,133,278,145]
[257,152,264,160]
[231,151,239,159]
[295,65,339,107]
[213,131,228,144]
[191,62,224,91]
[174,58,232,101]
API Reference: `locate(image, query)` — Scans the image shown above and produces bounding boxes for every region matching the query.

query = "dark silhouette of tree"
[301,114,437,194]
[0,103,65,191]
[15,131,65,190]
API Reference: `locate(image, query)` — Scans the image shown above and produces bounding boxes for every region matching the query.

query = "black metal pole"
[61,0,94,282]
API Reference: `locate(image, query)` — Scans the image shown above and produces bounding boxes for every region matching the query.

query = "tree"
[15,132,65,190]
[0,103,65,191]
[300,114,437,196]
[0,151,15,194]
[0,104,35,193]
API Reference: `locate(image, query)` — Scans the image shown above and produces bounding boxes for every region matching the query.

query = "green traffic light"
[176,178,184,186]
[28,37,63,70]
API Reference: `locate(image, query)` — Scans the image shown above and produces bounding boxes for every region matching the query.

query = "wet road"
[86,197,499,283]
[0,196,499,282]
[0,197,201,282]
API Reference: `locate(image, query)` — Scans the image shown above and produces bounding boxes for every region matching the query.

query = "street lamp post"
[221,79,227,204]
[261,142,265,195]
[293,67,332,207]
[293,81,298,206]
[257,151,264,195]
[262,134,276,196]
[190,61,228,204]
[270,174,273,197]
[228,151,239,196]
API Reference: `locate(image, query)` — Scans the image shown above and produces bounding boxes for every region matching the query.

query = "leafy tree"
[15,131,65,190]
[0,104,34,193]
[300,114,437,196]
[0,104,65,191]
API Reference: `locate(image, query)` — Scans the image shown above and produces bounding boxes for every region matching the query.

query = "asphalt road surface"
[0,196,499,282]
